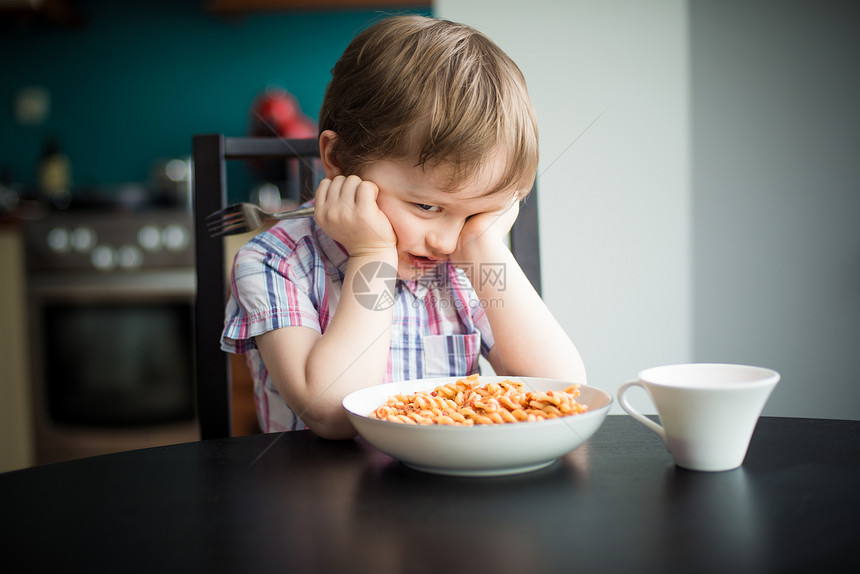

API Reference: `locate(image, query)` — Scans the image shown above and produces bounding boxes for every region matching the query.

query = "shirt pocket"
[422,333,482,379]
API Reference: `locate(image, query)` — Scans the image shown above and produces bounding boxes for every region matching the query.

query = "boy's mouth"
[405,253,445,268]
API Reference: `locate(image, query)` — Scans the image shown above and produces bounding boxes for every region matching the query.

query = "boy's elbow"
[303,409,358,440]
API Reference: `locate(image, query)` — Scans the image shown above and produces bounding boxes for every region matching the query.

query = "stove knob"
[47,227,70,252]
[90,245,116,270]
[162,223,189,251]
[71,226,97,252]
[138,224,162,251]
[117,245,144,270]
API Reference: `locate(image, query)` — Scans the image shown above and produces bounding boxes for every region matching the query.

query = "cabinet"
[0,225,34,471]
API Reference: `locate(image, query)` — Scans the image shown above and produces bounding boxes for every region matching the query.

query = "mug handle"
[617,381,665,441]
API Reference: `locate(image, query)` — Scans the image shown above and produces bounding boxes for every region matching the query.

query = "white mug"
[617,363,780,472]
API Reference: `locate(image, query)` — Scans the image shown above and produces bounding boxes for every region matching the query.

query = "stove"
[23,206,199,465]
[25,207,193,273]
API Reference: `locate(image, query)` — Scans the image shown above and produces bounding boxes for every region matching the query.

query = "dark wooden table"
[2,416,857,573]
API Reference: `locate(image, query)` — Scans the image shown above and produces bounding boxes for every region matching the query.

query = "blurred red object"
[247,89,318,199]
[250,89,317,139]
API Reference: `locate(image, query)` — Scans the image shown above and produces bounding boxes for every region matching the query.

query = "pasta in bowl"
[343,375,613,476]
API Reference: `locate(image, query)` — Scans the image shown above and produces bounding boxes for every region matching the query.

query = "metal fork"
[206,203,315,237]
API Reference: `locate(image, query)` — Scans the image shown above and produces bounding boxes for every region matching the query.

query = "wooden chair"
[192,134,542,440]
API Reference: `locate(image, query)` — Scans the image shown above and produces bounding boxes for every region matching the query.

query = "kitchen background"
[0,0,430,202]
[0,0,432,472]
[2,0,859,473]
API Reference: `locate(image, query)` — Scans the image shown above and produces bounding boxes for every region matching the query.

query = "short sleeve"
[221,228,327,354]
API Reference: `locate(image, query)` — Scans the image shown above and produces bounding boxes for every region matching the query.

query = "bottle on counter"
[38,136,71,209]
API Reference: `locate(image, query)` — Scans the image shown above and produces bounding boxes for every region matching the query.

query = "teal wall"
[1,0,431,202]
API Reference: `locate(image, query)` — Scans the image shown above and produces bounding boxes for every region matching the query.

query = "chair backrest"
[192,134,541,440]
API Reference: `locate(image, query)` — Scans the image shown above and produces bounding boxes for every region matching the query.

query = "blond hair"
[319,15,538,197]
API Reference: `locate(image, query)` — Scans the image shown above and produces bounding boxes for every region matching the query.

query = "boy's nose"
[426,222,461,255]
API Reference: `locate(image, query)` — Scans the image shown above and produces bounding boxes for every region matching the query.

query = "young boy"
[222,15,586,438]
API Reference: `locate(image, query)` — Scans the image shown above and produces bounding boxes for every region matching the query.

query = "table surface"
[2,415,858,574]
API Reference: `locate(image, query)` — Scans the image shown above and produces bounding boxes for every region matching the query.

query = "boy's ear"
[319,130,343,178]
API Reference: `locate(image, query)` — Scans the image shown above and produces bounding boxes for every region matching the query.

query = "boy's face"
[359,150,516,281]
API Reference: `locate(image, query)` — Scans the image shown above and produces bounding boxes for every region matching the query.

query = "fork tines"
[206,206,249,237]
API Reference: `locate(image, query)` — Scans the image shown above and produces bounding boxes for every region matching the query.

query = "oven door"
[28,269,198,462]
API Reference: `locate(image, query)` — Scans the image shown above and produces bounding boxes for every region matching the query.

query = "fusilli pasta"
[371,374,588,425]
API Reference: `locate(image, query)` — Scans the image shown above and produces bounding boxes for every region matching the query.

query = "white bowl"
[343,376,613,476]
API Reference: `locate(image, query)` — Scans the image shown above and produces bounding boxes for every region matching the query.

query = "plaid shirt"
[222,216,494,432]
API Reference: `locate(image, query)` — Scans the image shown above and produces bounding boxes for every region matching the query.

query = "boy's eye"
[416,203,441,213]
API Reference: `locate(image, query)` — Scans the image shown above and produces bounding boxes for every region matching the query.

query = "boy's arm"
[256,175,398,439]
[255,252,396,439]
[456,203,587,383]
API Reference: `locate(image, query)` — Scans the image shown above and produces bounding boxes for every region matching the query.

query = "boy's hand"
[453,199,520,262]
[314,175,397,258]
